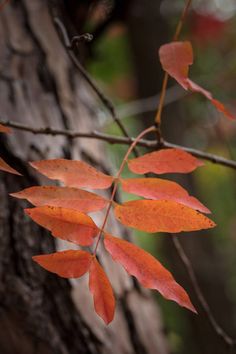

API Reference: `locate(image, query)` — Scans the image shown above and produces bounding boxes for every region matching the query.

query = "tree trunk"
[0,1,169,354]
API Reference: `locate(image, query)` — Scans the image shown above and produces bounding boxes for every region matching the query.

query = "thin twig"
[173,0,192,41]
[155,0,192,125]
[1,119,236,170]
[93,126,156,255]
[53,17,139,157]
[171,235,236,348]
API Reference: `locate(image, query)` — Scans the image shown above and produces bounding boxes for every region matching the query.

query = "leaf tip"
[32,254,41,265]
[184,299,198,314]
[9,191,20,199]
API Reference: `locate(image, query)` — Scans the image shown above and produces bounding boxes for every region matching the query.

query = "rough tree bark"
[0,1,169,354]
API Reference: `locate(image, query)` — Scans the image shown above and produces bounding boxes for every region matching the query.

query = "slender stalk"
[155,72,169,125]
[171,235,236,348]
[173,0,192,41]
[53,17,140,157]
[93,125,156,255]
[155,0,192,125]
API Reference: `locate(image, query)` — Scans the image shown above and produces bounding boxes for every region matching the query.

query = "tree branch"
[52,16,140,157]
[1,119,236,170]
[171,235,236,348]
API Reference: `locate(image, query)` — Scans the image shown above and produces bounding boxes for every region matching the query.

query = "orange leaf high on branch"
[128,148,204,174]
[159,41,235,120]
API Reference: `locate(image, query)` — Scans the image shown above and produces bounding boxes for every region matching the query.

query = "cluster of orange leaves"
[11,149,214,324]
[0,40,234,324]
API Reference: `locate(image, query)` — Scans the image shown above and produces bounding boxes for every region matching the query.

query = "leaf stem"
[154,0,192,125]
[173,0,192,41]
[93,125,156,255]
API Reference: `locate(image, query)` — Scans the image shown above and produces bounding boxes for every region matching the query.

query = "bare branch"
[52,17,139,156]
[171,235,236,348]
[1,119,236,170]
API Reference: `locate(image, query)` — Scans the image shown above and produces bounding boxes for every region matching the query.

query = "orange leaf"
[159,41,193,89]
[159,41,235,120]
[89,257,115,324]
[25,206,99,246]
[104,234,196,313]
[33,250,92,278]
[114,200,215,233]
[30,159,114,189]
[121,178,210,214]
[128,148,203,175]
[0,123,11,133]
[11,186,108,213]
[0,157,22,175]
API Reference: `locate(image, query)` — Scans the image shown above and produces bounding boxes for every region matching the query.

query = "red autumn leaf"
[25,206,99,246]
[30,159,114,189]
[121,178,210,214]
[33,250,92,278]
[128,148,203,175]
[0,157,22,175]
[11,186,108,213]
[114,200,215,233]
[159,41,235,120]
[89,257,115,324]
[104,234,196,313]
[159,41,193,89]
[0,123,11,133]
